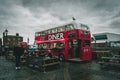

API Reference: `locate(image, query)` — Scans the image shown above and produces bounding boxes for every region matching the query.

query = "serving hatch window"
[50,42,65,49]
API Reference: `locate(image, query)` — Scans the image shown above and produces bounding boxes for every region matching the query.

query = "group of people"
[13,43,28,70]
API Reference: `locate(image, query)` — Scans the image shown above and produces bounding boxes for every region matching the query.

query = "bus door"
[68,39,80,58]
[68,41,73,58]
[81,40,92,60]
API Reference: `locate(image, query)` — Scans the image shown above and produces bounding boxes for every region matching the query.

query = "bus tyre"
[59,54,64,62]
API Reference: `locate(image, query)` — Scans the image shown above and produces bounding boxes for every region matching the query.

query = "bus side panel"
[81,47,92,60]
[63,40,69,60]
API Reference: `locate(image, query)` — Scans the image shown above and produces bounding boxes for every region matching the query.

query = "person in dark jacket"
[14,44,24,70]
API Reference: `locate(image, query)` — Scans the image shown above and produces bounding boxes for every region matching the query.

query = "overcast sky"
[0,0,120,44]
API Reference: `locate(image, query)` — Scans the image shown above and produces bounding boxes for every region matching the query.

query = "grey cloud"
[19,0,120,22]
[21,0,56,8]
[112,11,120,19]
[93,0,119,10]
[110,20,120,28]
[0,0,120,26]
[0,0,120,43]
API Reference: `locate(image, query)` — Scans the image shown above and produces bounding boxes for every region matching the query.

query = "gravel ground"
[0,56,120,80]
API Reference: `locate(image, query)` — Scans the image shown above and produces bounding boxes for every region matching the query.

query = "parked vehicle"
[35,21,92,61]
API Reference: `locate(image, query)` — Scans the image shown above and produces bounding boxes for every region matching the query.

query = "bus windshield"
[80,24,89,31]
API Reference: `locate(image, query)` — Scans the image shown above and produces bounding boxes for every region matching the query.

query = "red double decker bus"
[35,21,92,61]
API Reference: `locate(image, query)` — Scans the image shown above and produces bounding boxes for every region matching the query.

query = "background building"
[92,32,120,47]
[0,38,2,46]
[0,38,2,55]
[92,32,120,59]
[3,29,23,50]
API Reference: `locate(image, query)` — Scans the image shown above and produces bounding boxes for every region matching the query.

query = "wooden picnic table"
[98,55,120,67]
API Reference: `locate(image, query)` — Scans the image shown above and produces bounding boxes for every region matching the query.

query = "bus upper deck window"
[80,24,89,30]
[52,28,57,33]
[35,32,41,36]
[54,28,57,33]
[66,24,74,31]
[51,29,54,33]
[41,31,47,35]
[35,33,38,36]
[39,33,41,36]
[57,27,62,32]
[44,31,48,34]
[40,32,43,35]
[47,30,51,34]
[57,26,65,32]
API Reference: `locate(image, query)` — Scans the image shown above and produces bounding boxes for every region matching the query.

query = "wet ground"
[0,56,120,80]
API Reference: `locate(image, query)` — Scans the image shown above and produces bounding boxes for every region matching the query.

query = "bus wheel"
[59,54,64,62]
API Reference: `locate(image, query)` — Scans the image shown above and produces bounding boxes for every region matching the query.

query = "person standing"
[13,43,24,70]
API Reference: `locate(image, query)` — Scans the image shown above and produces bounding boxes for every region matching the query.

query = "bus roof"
[35,21,89,33]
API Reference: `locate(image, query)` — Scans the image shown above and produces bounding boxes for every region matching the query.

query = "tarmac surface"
[0,56,120,80]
